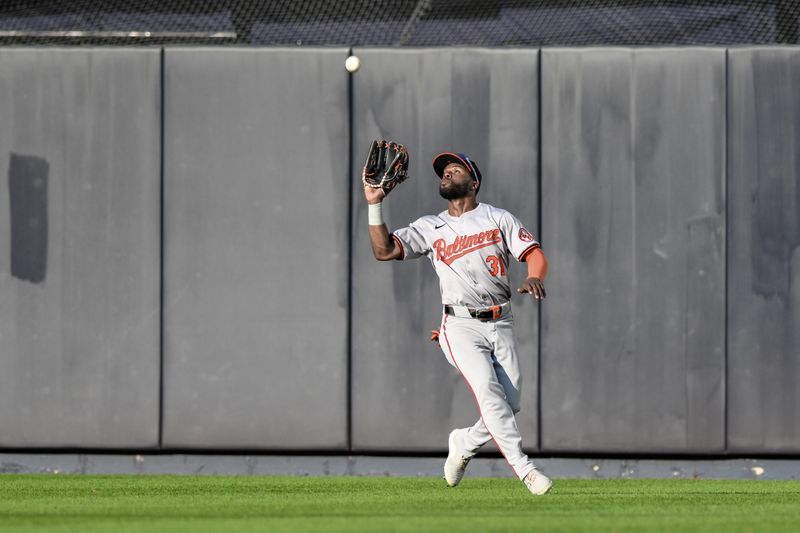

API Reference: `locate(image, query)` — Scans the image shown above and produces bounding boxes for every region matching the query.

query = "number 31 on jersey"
[485,255,507,277]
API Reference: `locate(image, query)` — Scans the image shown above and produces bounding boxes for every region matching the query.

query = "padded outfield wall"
[0,47,798,453]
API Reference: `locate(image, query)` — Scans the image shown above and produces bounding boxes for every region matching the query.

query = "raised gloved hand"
[362,139,410,194]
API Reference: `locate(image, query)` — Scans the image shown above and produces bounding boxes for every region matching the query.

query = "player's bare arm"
[364,187,402,261]
[517,247,548,299]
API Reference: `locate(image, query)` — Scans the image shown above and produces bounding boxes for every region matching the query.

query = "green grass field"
[2,475,800,532]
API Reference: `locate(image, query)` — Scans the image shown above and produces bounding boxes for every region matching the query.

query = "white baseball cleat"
[443,430,470,487]
[523,469,553,495]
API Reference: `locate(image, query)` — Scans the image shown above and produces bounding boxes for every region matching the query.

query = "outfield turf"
[1,475,800,532]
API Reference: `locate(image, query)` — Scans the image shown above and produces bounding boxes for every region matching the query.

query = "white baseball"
[345,55,361,73]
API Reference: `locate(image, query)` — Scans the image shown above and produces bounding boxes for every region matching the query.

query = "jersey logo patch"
[519,228,534,242]
[433,229,502,265]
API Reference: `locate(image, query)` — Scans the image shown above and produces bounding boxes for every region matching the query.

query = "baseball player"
[362,142,552,495]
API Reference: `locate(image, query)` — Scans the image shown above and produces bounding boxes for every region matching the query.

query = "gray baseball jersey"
[391,202,540,307]
[389,201,543,481]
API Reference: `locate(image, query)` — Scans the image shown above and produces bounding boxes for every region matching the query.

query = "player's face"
[439,163,475,200]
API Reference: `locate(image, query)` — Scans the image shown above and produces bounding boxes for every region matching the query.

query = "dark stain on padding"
[8,152,48,284]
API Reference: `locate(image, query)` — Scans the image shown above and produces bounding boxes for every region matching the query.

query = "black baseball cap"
[432,152,482,186]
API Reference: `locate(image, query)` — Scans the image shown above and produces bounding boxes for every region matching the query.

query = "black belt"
[444,304,507,321]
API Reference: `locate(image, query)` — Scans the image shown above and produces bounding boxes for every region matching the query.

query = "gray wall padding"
[540,48,727,452]
[1,46,798,454]
[727,47,800,452]
[350,49,540,452]
[0,49,161,447]
[161,48,350,449]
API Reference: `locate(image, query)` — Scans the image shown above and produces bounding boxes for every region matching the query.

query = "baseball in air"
[345,55,361,73]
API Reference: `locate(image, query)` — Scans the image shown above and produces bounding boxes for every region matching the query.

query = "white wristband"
[368,203,384,226]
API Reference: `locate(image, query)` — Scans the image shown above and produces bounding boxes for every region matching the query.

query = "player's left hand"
[430,329,440,342]
[517,277,546,300]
